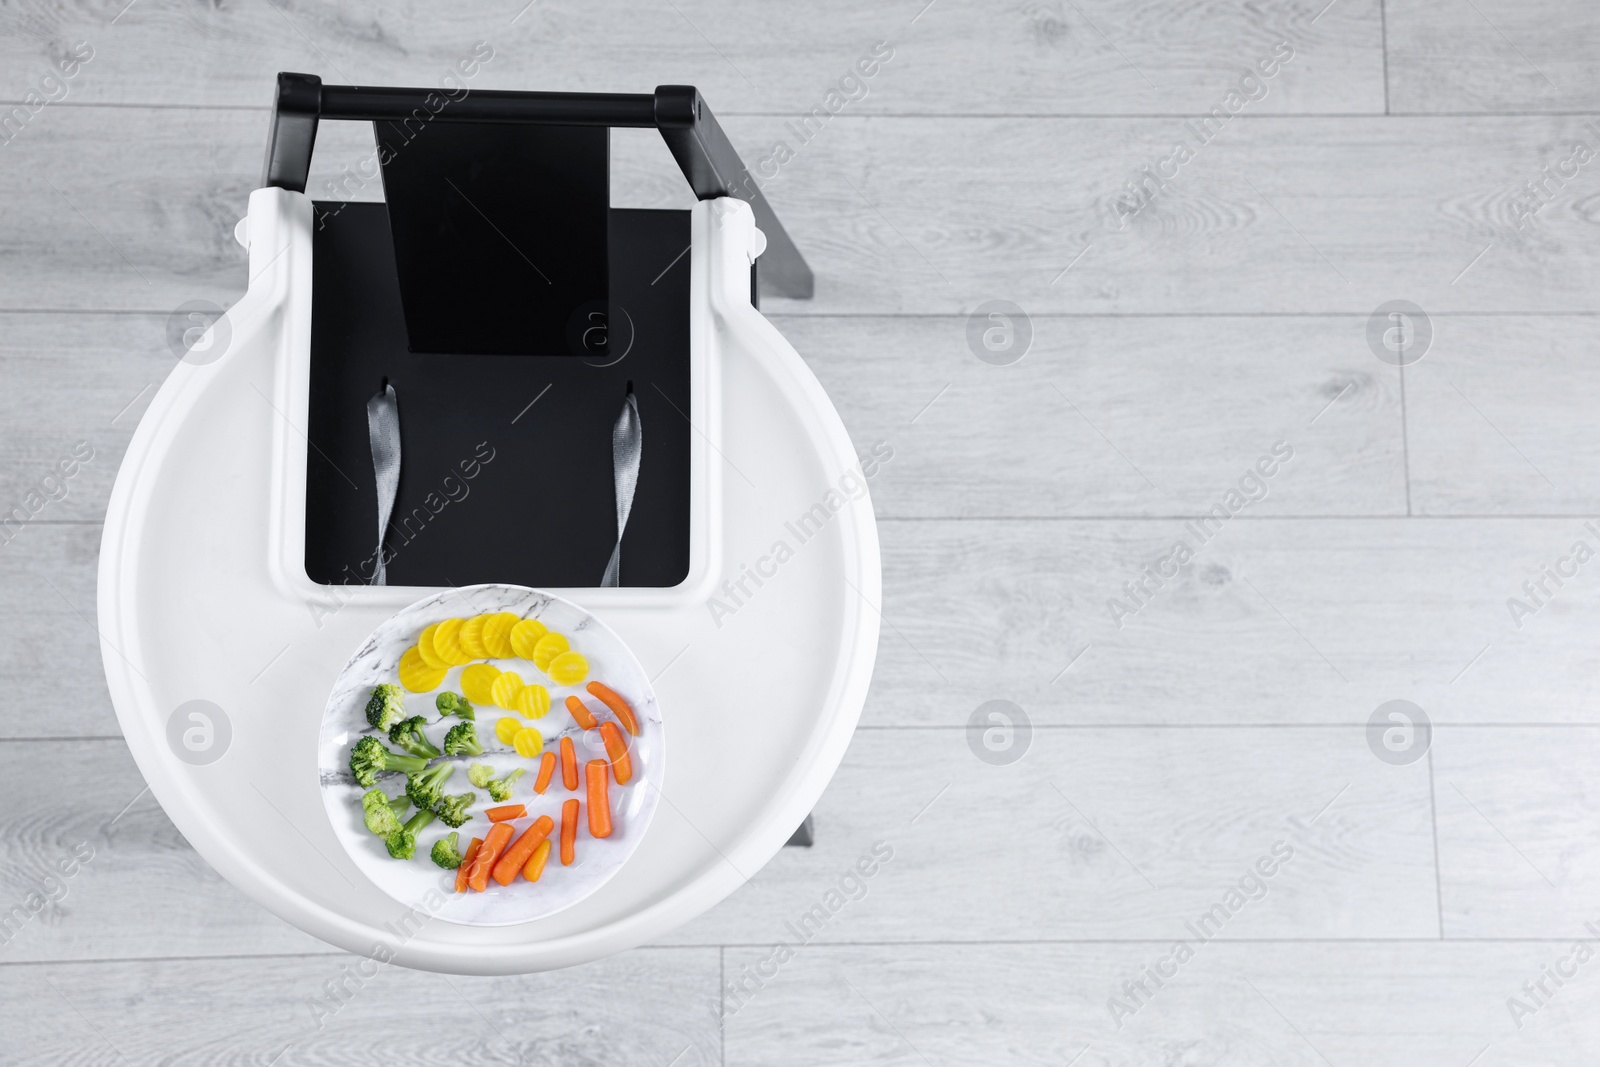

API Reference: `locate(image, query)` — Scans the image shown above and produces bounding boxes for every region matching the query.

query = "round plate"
[317,584,662,926]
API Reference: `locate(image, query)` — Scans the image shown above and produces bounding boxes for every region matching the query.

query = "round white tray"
[98,191,880,973]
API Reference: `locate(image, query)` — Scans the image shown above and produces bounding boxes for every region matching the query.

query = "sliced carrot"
[491,815,555,886]
[587,681,640,736]
[454,836,483,893]
[485,804,526,823]
[586,760,613,838]
[599,721,633,785]
[522,838,552,882]
[533,750,557,794]
[564,694,598,730]
[561,798,579,865]
[560,735,578,791]
[467,822,514,892]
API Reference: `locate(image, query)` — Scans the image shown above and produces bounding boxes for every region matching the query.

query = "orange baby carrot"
[533,750,557,794]
[599,721,633,785]
[485,804,526,823]
[454,836,483,893]
[522,838,552,882]
[586,681,639,736]
[565,695,597,730]
[491,815,555,886]
[586,760,613,838]
[561,798,578,865]
[467,822,514,892]
[560,736,578,791]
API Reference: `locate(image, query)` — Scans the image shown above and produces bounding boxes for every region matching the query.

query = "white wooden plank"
[0,313,168,524]
[1405,317,1600,514]
[0,0,1382,114]
[1434,726,1600,940]
[722,941,1600,1066]
[0,949,720,1065]
[8,112,1600,315]
[866,517,1600,726]
[785,312,1405,518]
[0,739,327,960]
[1388,0,1600,113]
[0,525,119,739]
[658,725,1437,946]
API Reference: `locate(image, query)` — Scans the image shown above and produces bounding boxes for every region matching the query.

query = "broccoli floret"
[386,808,436,860]
[436,691,475,721]
[431,831,464,869]
[443,721,484,757]
[404,762,455,812]
[360,788,410,837]
[387,715,440,759]
[350,736,429,787]
[486,767,526,803]
[433,791,477,828]
[364,683,406,733]
[467,762,496,789]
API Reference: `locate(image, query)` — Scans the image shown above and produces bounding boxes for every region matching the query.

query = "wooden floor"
[6,0,1600,1062]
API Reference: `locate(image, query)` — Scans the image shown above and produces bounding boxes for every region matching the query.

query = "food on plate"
[491,768,527,801]
[466,822,514,891]
[454,837,484,892]
[469,763,526,801]
[361,788,411,837]
[491,670,525,710]
[560,799,579,865]
[459,663,502,706]
[486,804,526,822]
[533,750,557,794]
[515,683,551,719]
[364,684,407,733]
[599,721,633,785]
[404,762,456,812]
[564,695,597,730]
[443,721,485,757]
[512,727,543,758]
[432,617,473,666]
[350,736,429,787]
[482,612,520,658]
[436,691,474,720]
[560,736,578,790]
[547,651,589,686]
[386,808,437,860]
[398,647,447,693]
[523,839,552,882]
[531,632,569,672]
[586,681,640,736]
[492,815,556,886]
[431,831,464,869]
[433,790,476,829]
[387,715,440,759]
[347,606,651,893]
[459,614,491,659]
[586,760,613,838]
[508,618,549,660]
[415,623,449,670]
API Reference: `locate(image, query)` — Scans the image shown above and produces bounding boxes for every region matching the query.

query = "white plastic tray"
[98,189,880,973]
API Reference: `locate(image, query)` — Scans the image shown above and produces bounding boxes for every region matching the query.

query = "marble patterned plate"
[317,584,663,926]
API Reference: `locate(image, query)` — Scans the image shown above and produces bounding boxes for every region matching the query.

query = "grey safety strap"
[366,382,401,585]
[601,383,641,587]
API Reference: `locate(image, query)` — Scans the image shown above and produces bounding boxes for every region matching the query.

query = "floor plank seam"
[1379,0,1391,116]
[1428,745,1446,939]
